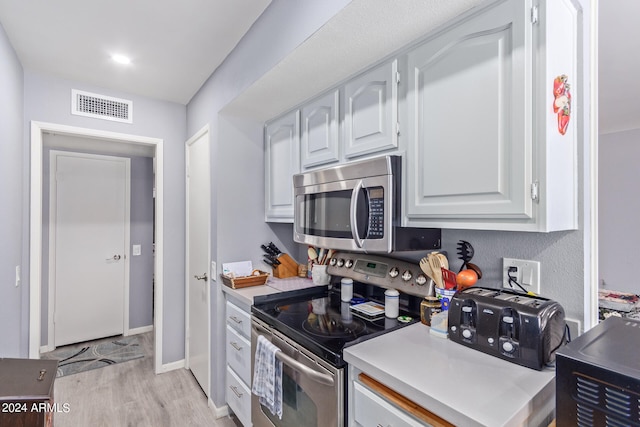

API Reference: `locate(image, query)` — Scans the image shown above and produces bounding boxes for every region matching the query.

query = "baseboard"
[158,359,185,373]
[125,325,154,336]
[208,399,230,419]
[40,344,54,354]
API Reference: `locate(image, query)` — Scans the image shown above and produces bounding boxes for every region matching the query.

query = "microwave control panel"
[367,187,385,239]
[327,251,434,298]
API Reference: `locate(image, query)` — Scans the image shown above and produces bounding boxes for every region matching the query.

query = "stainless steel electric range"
[250,251,436,427]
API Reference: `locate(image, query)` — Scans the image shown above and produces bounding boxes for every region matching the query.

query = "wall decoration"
[553,74,571,135]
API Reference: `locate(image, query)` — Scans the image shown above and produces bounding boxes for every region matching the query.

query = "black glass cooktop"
[252,285,419,368]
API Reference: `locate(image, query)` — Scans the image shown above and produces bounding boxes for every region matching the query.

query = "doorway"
[29,121,165,374]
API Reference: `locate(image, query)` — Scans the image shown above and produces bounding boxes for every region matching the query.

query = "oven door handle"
[350,179,365,248]
[275,350,335,387]
[252,323,335,387]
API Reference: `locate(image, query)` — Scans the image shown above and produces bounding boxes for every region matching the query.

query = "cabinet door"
[265,110,300,222]
[301,90,340,169]
[344,60,399,159]
[406,0,533,223]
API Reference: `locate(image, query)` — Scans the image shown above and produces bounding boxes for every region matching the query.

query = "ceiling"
[0,0,628,134]
[0,0,271,105]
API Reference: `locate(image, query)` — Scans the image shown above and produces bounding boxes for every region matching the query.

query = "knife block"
[272,253,299,279]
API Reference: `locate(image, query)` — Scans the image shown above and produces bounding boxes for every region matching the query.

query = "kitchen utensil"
[436,253,449,270]
[261,244,277,256]
[268,242,282,255]
[308,247,318,263]
[427,252,444,288]
[419,256,433,279]
[456,240,474,272]
[441,268,457,290]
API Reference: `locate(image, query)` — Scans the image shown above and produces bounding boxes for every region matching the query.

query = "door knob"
[106,254,122,261]
[194,273,208,281]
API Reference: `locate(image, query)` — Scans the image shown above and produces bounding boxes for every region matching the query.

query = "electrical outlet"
[502,258,540,294]
[211,261,217,281]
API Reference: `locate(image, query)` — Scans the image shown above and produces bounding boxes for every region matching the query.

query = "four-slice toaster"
[447,287,566,370]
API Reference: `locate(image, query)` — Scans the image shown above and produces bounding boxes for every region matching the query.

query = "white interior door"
[51,151,130,347]
[186,128,211,397]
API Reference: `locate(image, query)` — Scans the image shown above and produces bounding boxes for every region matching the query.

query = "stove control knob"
[389,267,400,278]
[345,259,354,268]
[329,258,337,266]
[402,270,412,281]
[415,274,427,286]
[462,329,473,339]
[502,341,515,353]
[337,259,345,267]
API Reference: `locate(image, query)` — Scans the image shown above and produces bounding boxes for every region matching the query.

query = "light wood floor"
[53,332,241,427]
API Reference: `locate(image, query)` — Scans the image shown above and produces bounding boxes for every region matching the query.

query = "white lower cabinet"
[353,381,430,427]
[225,300,253,426]
[227,367,252,427]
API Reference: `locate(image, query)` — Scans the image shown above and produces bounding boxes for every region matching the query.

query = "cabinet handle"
[229,315,243,324]
[229,385,243,398]
[230,341,242,351]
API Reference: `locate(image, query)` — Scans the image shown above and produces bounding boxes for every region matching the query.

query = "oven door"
[293,174,393,253]
[251,319,344,427]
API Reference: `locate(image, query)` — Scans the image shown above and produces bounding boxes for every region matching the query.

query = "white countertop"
[344,323,556,427]
[220,276,321,309]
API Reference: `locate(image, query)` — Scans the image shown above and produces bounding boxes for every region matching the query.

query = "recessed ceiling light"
[111,54,131,65]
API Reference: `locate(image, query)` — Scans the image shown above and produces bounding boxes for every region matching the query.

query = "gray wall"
[599,128,640,295]
[40,143,154,346]
[187,0,352,408]
[24,71,187,363]
[0,23,25,357]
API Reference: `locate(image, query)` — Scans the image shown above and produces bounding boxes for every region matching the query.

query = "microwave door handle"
[350,180,365,248]
[275,351,335,386]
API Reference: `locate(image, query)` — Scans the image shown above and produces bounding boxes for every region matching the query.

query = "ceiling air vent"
[71,89,133,123]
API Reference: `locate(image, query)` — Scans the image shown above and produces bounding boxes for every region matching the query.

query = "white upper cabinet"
[264,110,300,222]
[404,0,579,232]
[301,89,340,170]
[344,60,399,159]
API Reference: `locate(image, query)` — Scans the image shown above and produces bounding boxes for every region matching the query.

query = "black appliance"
[448,287,566,370]
[556,317,640,426]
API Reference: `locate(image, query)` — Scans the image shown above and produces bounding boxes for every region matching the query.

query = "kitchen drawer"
[353,381,429,427]
[226,301,251,338]
[226,325,252,385]
[226,367,252,427]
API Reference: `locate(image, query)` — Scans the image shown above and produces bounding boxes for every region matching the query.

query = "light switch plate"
[211,261,217,281]
[132,244,142,256]
[502,258,540,294]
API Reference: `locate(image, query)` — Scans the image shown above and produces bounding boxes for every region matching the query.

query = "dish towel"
[251,335,283,419]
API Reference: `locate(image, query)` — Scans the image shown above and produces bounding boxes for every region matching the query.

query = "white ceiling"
[0,0,271,105]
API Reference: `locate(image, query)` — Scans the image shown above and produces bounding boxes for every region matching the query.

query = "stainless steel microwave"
[293,155,440,253]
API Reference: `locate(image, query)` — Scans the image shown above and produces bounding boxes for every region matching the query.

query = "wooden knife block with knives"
[261,242,300,279]
[271,254,299,278]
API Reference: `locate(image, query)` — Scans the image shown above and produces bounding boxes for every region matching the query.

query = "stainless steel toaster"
[447,287,566,370]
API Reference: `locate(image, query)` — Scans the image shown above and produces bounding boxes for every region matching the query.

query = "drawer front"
[226,367,252,427]
[353,382,429,427]
[226,301,251,338]
[226,325,252,385]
